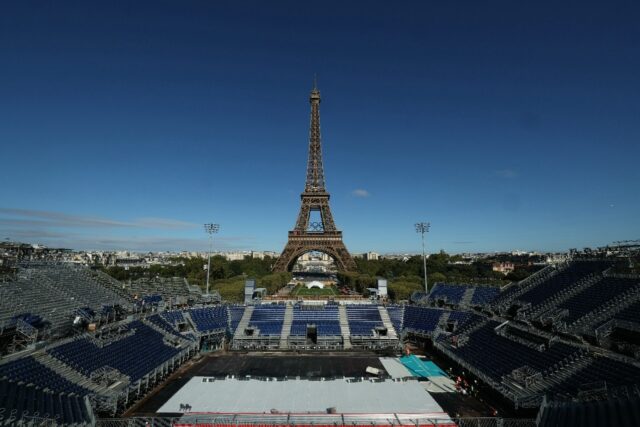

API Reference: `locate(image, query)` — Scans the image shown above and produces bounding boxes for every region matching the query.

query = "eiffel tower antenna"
[273,85,356,272]
[305,78,325,193]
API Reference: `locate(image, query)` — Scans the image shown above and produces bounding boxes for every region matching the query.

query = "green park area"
[292,284,337,297]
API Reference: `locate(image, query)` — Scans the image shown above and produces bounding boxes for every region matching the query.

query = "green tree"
[429,271,447,283]
[388,281,423,301]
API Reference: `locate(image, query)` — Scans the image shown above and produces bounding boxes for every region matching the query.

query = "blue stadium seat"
[0,357,88,396]
[470,287,501,305]
[446,321,580,382]
[290,304,341,336]
[402,306,443,334]
[385,305,404,332]
[428,283,466,305]
[518,262,611,306]
[189,306,228,333]
[346,305,383,336]
[613,300,640,323]
[558,277,637,323]
[0,377,92,425]
[228,306,246,333]
[546,357,640,398]
[248,305,286,336]
[47,321,180,382]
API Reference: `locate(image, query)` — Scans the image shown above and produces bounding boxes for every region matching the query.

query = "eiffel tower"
[272,83,357,272]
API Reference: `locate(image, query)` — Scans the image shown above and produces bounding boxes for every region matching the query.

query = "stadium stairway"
[431,310,451,341]
[279,304,294,349]
[438,310,451,328]
[520,273,602,321]
[523,350,593,394]
[377,306,398,340]
[338,305,352,349]
[492,264,562,311]
[182,311,198,334]
[142,317,187,345]
[460,288,475,307]
[89,269,135,303]
[32,353,106,395]
[567,283,640,333]
[234,306,254,337]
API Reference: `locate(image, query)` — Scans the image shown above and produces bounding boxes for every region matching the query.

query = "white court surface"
[378,357,414,378]
[158,377,449,416]
[422,377,457,394]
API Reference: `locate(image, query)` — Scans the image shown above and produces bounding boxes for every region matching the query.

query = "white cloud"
[351,189,370,198]
[0,207,260,251]
[0,208,197,229]
[0,229,256,252]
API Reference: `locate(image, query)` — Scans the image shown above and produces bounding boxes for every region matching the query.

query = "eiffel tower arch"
[272,84,357,272]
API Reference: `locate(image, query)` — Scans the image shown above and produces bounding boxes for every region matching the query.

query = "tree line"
[102,251,540,302]
[102,255,291,301]
[342,252,540,301]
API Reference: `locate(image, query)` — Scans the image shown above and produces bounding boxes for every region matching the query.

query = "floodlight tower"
[415,222,431,293]
[204,223,220,296]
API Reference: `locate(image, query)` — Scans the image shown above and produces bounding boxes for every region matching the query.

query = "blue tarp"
[399,355,447,378]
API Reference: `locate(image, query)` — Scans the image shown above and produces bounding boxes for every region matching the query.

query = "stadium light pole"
[415,222,431,293]
[204,223,220,296]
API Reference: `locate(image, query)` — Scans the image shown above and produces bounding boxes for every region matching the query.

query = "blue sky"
[1,1,639,254]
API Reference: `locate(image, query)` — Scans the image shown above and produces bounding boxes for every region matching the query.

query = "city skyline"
[1,1,639,254]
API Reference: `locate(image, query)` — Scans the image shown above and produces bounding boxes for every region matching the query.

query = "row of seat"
[0,357,88,396]
[189,306,227,332]
[471,286,501,305]
[386,306,404,333]
[447,321,581,381]
[428,284,466,304]
[517,261,611,306]
[124,277,194,301]
[290,305,341,336]
[146,314,191,341]
[403,306,444,334]
[427,283,501,306]
[612,300,640,323]
[346,305,383,336]
[545,356,640,397]
[47,321,180,382]
[558,277,638,323]
[161,310,185,325]
[290,322,341,336]
[0,265,128,336]
[228,306,246,333]
[157,304,487,340]
[0,377,92,426]
[248,305,286,336]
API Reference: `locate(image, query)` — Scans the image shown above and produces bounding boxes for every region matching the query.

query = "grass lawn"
[292,285,337,296]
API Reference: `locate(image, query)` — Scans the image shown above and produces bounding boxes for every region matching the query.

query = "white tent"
[305,281,325,289]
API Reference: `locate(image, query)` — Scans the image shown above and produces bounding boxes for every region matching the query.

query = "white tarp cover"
[158,377,448,416]
[378,357,414,378]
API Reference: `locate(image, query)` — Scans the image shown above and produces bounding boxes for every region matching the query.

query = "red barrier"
[174,424,458,427]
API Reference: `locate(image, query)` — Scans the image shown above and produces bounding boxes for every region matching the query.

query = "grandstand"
[125,277,206,307]
[0,265,131,355]
[425,283,502,308]
[0,258,639,426]
[287,302,342,349]
[0,376,93,426]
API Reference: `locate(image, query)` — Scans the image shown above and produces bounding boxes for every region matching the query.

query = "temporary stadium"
[2,85,640,427]
[1,256,640,427]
